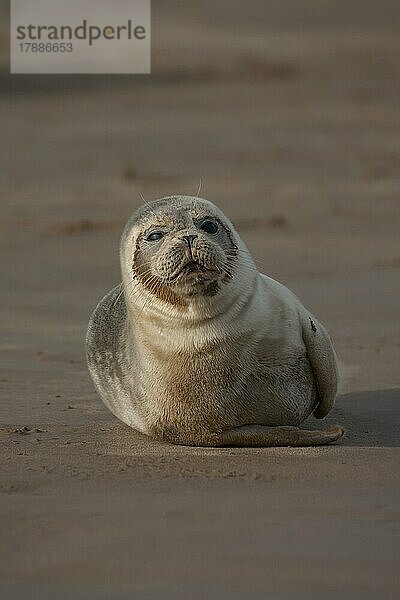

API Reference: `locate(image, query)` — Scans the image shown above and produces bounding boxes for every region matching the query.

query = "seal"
[86,195,343,447]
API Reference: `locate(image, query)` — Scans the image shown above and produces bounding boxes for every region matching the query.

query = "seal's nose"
[181,234,197,247]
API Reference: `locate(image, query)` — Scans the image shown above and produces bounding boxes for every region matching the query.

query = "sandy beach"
[1,1,399,597]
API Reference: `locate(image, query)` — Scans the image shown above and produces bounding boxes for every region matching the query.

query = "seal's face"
[125,197,239,305]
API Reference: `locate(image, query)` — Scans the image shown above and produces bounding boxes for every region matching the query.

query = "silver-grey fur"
[86,196,343,447]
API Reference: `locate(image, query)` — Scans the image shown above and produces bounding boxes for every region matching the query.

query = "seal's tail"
[175,425,344,447]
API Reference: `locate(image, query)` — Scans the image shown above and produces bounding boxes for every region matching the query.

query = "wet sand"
[1,1,399,597]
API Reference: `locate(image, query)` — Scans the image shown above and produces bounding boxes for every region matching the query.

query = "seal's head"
[121,196,255,311]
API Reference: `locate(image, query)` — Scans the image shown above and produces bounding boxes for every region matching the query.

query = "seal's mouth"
[170,260,220,283]
[179,260,205,274]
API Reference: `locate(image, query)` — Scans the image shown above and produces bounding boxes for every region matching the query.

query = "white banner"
[11,0,151,74]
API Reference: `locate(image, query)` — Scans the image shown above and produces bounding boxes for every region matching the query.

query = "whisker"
[112,282,124,307]
[137,190,157,217]
[196,177,202,198]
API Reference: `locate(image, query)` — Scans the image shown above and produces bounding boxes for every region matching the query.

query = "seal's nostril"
[181,234,197,246]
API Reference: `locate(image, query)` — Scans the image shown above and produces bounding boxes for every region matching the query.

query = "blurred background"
[1,2,399,596]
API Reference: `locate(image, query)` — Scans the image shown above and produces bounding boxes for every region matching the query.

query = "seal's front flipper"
[301,312,339,419]
[172,424,344,447]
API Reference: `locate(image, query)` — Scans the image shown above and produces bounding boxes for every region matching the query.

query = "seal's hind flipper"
[169,425,344,447]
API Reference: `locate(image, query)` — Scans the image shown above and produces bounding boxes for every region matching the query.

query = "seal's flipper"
[301,312,339,419]
[171,424,344,447]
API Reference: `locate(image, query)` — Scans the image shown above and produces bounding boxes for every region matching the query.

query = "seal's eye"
[146,231,164,242]
[199,219,219,235]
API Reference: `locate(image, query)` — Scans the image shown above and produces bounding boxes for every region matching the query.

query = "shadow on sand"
[307,388,400,448]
